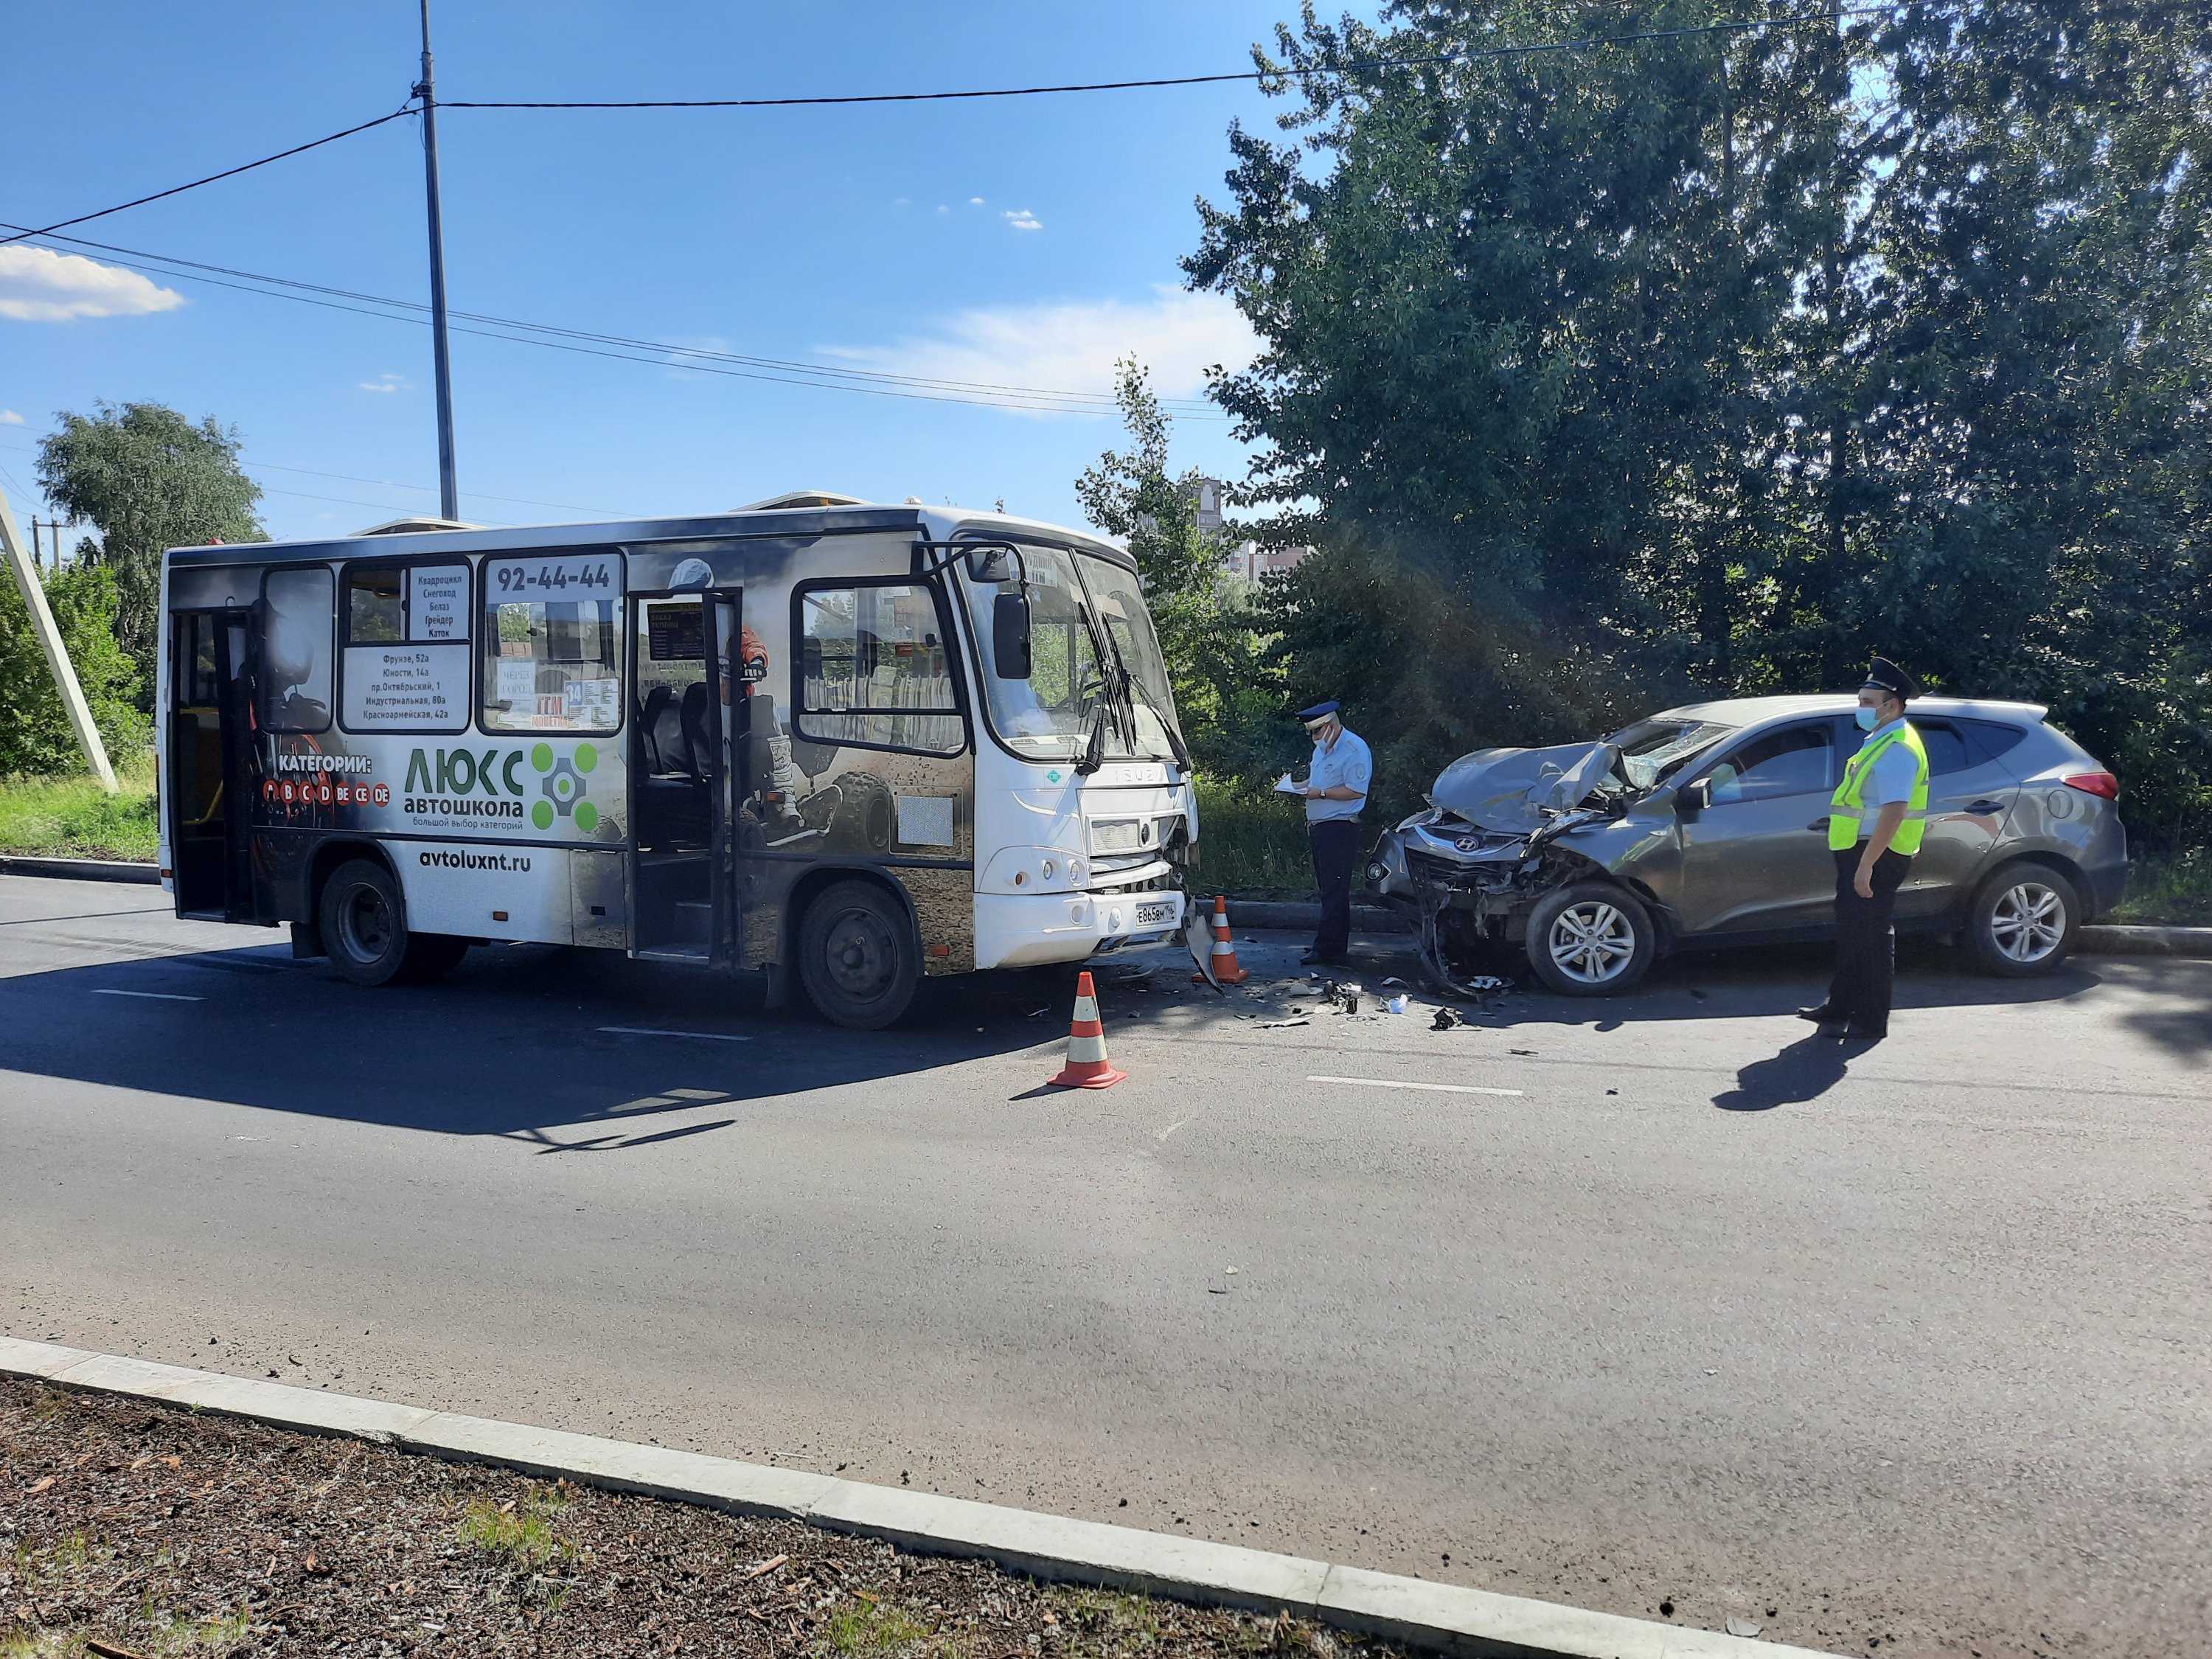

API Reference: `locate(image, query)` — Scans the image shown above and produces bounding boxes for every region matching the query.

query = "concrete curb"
[2078,922,2212,957]
[1224,899,1413,935]
[1,1338,1840,1659]
[0,854,160,884]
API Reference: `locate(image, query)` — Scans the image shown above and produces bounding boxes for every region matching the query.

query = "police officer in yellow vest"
[1799,658,1930,1041]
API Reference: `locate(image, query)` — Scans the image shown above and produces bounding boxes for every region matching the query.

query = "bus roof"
[164,499,1137,574]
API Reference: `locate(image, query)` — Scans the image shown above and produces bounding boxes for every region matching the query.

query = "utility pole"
[415,0,460,521]
[0,482,116,792]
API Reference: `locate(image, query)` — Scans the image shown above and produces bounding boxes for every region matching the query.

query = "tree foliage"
[0,560,145,777]
[36,401,268,700]
[1186,0,2212,848]
[1075,360,1287,776]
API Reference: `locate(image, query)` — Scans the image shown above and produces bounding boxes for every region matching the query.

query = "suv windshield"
[959,544,1183,764]
[1607,720,1735,791]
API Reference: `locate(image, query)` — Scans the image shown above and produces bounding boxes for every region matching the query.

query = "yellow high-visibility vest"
[1829,722,1930,855]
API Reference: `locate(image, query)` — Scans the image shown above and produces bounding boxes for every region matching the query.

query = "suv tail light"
[2062,771,2120,800]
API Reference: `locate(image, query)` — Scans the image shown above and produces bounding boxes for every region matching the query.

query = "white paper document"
[1273,773,1303,796]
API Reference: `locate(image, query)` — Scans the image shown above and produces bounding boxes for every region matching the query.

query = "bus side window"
[261,568,333,733]
[794,581,964,757]
[479,552,623,734]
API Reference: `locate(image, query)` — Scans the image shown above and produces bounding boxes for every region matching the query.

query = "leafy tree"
[1186,0,2212,849]
[1074,360,1285,773]
[36,402,268,700]
[0,560,145,776]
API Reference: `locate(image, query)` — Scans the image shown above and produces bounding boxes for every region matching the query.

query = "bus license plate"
[1135,901,1173,926]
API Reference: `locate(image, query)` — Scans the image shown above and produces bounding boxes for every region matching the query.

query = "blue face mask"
[1854,706,1882,732]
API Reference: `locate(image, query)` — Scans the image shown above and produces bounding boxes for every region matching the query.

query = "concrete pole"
[0,480,118,791]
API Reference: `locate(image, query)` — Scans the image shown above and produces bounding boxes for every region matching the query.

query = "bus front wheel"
[798,879,919,1029]
[319,858,467,987]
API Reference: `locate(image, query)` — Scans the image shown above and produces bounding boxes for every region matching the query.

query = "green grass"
[0,752,158,860]
[1194,774,1322,899]
[456,1484,577,1573]
[2109,847,2212,926]
[818,1598,935,1658]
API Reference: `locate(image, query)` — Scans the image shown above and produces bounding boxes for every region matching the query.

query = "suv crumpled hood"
[1430,742,1619,833]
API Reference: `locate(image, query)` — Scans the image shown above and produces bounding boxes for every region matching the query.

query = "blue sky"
[3,1,1368,543]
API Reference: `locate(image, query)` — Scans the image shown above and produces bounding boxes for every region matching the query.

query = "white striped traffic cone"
[1048,970,1126,1090]
[1191,894,1249,985]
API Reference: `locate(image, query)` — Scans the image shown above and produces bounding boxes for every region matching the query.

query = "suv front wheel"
[1966,863,2078,976]
[1524,881,1656,995]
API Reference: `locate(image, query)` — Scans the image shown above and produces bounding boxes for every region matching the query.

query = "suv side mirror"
[1676,779,1709,821]
[992,590,1032,678]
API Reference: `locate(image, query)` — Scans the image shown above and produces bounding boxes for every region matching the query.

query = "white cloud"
[1003,209,1043,232]
[0,410,23,425]
[970,196,985,206]
[0,246,184,321]
[824,286,1259,418]
[360,372,407,393]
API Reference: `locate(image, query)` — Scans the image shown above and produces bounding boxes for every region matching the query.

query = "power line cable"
[439,8,1889,108]
[5,222,1225,418]
[2,9,1887,257]
[0,107,417,250]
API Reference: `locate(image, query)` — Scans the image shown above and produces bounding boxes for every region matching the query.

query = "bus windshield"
[960,545,1183,765]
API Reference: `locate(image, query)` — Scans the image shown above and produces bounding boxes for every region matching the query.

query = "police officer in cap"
[1800,657,1929,1040]
[1290,700,1372,966]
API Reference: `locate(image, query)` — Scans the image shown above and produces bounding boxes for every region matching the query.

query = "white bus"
[157,491,1197,1028]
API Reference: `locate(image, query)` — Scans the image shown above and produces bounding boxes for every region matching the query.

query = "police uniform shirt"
[1307,726,1372,824]
[1856,716,1920,839]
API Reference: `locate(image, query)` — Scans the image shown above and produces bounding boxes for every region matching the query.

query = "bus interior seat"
[638,684,674,772]
[679,681,712,781]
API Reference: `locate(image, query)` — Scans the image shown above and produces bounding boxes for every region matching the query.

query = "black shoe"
[1842,1023,1886,1041]
[1816,1020,1851,1038]
[1300,948,1346,966]
[1797,1005,1840,1024]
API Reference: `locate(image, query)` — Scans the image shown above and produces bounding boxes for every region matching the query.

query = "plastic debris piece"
[1431,1007,1464,1031]
[1385,995,1408,1014]
[1606,1088,1618,1096]
[1382,976,1405,987]
[1260,1018,1311,1029]
[1510,1048,1536,1055]
[1725,1619,1762,1638]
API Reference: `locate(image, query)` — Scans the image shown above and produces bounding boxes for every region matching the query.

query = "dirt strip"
[1,1380,1403,1659]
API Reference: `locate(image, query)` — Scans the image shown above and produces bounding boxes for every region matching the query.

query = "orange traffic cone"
[1048,970,1126,1090]
[1191,894,1248,985]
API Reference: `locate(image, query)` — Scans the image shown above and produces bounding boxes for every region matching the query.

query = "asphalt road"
[2,873,2206,1657]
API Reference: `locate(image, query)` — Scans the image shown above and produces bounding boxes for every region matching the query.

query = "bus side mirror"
[967,547,1016,583]
[992,591,1032,678]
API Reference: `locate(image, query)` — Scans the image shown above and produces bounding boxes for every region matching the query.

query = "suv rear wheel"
[1524,881,1656,995]
[1966,863,2077,976]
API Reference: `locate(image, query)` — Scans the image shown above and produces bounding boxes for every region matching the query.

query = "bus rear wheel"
[319,858,468,987]
[798,879,919,1029]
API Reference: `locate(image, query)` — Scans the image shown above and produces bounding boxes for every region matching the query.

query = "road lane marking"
[598,1026,753,1043]
[93,989,204,1003]
[1308,1074,1523,1097]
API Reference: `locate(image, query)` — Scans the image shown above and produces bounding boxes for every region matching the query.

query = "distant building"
[1220,539,1312,583]
[1194,477,1225,533]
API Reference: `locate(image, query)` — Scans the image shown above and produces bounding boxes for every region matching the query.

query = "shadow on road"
[1710,1034,1857,1111]
[0,936,1105,1141]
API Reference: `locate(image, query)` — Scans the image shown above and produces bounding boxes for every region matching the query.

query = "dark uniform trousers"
[1827,846,1912,1034]
[1309,818,1361,961]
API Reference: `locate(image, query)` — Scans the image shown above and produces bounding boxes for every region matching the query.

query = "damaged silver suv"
[1366,696,2128,997]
